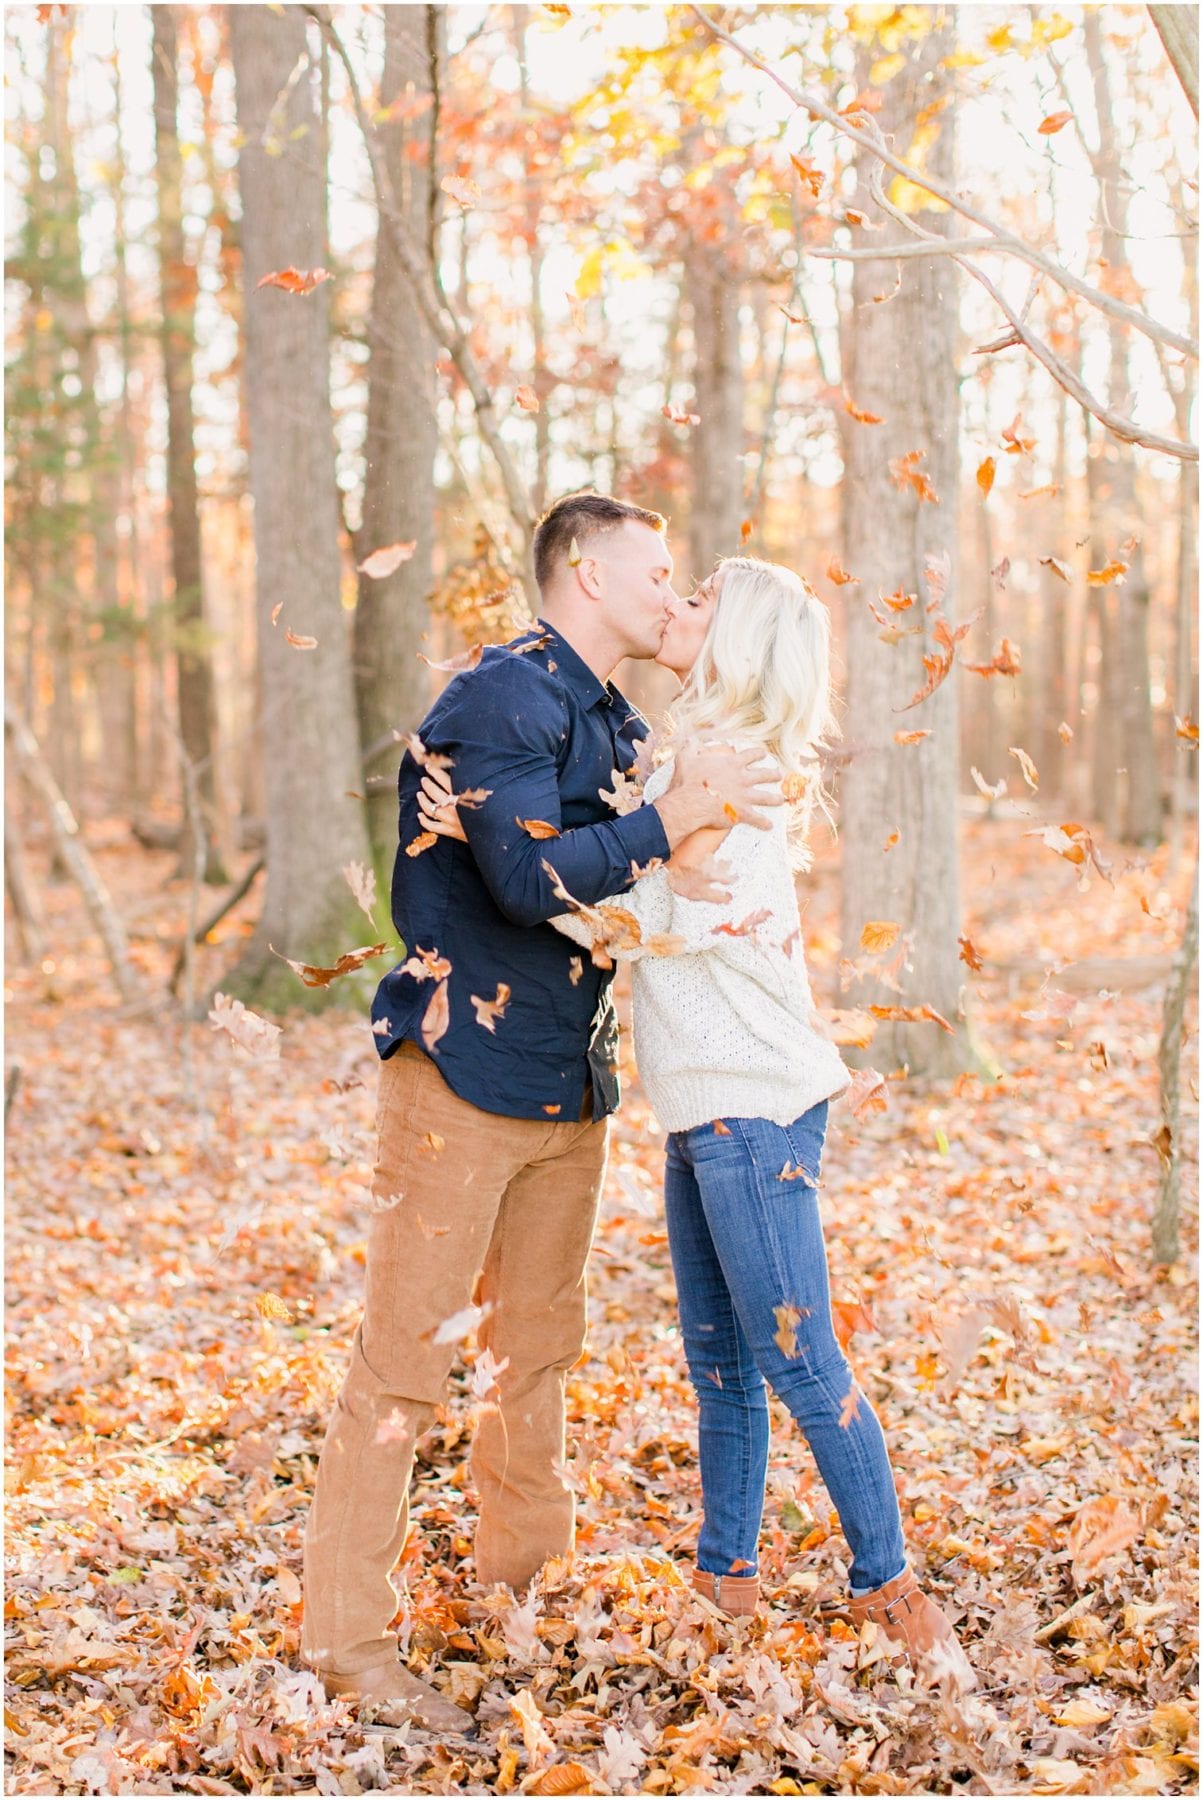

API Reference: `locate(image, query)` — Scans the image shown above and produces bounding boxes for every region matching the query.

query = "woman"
[420,557,974,1691]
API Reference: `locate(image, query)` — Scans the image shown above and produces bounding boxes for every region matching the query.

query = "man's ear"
[578,556,605,601]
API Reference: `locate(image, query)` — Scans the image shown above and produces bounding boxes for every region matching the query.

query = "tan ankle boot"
[690,1565,760,1617]
[322,1661,477,1735]
[848,1566,975,1692]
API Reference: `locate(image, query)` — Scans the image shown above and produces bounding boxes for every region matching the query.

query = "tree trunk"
[1036,387,1071,797]
[1085,12,1162,845]
[226,2,372,1011]
[152,5,227,881]
[5,810,47,966]
[352,4,440,869]
[1148,4,1199,117]
[1152,858,1199,1264]
[838,22,981,1079]
[686,244,743,580]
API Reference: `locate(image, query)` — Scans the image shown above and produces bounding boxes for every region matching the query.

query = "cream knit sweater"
[552,755,851,1133]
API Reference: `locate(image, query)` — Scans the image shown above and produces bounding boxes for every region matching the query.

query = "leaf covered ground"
[5,814,1198,1796]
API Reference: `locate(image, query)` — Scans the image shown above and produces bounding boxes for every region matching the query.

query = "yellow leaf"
[868,52,905,84]
[860,920,899,954]
[255,1292,292,1323]
[1054,1699,1113,1729]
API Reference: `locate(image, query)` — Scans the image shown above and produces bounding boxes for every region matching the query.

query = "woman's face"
[656,567,724,681]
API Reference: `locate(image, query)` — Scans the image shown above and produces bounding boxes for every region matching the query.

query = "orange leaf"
[860,920,899,953]
[883,829,900,852]
[470,983,511,1033]
[826,554,860,587]
[421,979,450,1053]
[845,1068,888,1122]
[894,728,931,745]
[518,818,561,839]
[256,265,331,295]
[255,1291,293,1322]
[358,540,417,579]
[528,1763,595,1797]
[270,941,389,988]
[773,1304,805,1358]
[441,174,481,207]
[1001,413,1036,454]
[406,832,438,858]
[515,385,540,413]
[976,456,995,497]
[284,630,317,650]
[964,637,1022,678]
[888,448,940,504]
[662,401,700,427]
[270,601,284,626]
[713,1119,732,1135]
[868,1002,955,1034]
[827,1008,877,1048]
[958,934,984,971]
[1087,559,1128,586]
[1038,109,1073,135]
[843,392,882,424]
[789,152,824,198]
[1174,716,1199,744]
[418,644,484,674]
[1067,1494,1142,1587]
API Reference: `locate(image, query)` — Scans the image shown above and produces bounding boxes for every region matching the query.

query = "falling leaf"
[959,935,985,970]
[965,637,1022,677]
[991,556,1011,590]
[883,829,900,852]
[515,385,540,412]
[714,908,771,938]
[270,601,284,626]
[888,448,940,504]
[428,1299,492,1346]
[976,457,996,496]
[713,1120,732,1136]
[469,1346,510,1401]
[208,992,282,1061]
[1001,413,1036,454]
[1040,554,1073,582]
[359,543,417,585]
[843,393,882,425]
[1009,745,1040,790]
[255,1292,292,1323]
[971,766,1007,799]
[543,1103,561,1115]
[838,1385,862,1429]
[518,818,561,839]
[418,644,484,674]
[1038,109,1073,134]
[405,732,453,772]
[827,1009,878,1048]
[1028,822,1113,883]
[844,207,876,226]
[894,728,931,744]
[779,1161,818,1185]
[1058,720,1075,743]
[470,983,511,1033]
[405,832,438,858]
[774,1304,805,1358]
[399,946,452,982]
[441,173,482,207]
[861,920,899,954]
[740,517,754,543]
[284,630,317,650]
[270,942,388,988]
[343,862,377,925]
[544,3,571,15]
[256,266,331,295]
[375,1408,412,1445]
[826,554,860,586]
[1087,559,1127,586]
[1175,717,1199,745]
[789,151,824,197]
[568,957,583,986]
[662,401,701,427]
[846,1067,888,1119]
[869,1002,955,1034]
[1020,482,1061,502]
[421,979,450,1053]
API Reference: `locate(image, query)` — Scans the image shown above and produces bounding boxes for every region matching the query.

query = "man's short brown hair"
[532,490,667,592]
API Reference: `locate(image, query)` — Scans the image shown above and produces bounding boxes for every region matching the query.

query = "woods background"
[4,4,1199,1796]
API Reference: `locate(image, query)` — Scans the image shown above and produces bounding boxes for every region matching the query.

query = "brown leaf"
[270,942,388,988]
[568,957,583,986]
[894,728,931,745]
[1009,745,1040,790]
[845,1067,888,1120]
[773,1303,805,1358]
[971,765,1007,799]
[470,983,511,1033]
[826,554,860,586]
[1058,720,1075,743]
[528,1762,595,1797]
[284,630,317,650]
[405,832,438,858]
[515,385,540,413]
[208,992,282,1061]
[399,946,452,982]
[868,1002,955,1034]
[1067,1494,1142,1588]
[270,601,284,626]
[843,392,882,424]
[965,637,1022,677]
[418,644,484,674]
[958,934,984,971]
[256,265,331,295]
[421,979,450,1053]
[1001,412,1036,454]
[888,448,940,504]
[441,173,481,207]
[714,908,771,938]
[358,541,417,579]
[789,151,824,197]
[827,1009,878,1048]
[343,861,378,925]
[860,920,899,954]
[405,732,453,772]
[1040,553,1074,582]
[518,818,561,839]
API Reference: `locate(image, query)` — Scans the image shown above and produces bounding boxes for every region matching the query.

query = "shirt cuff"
[614,799,671,875]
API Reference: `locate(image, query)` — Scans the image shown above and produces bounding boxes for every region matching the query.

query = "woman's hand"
[417,762,468,843]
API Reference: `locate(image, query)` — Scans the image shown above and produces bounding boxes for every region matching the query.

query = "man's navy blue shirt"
[371,621,671,1121]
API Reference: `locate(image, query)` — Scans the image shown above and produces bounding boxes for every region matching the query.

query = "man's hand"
[654,741,782,851]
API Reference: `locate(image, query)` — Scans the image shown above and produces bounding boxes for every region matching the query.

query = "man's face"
[595,520,677,659]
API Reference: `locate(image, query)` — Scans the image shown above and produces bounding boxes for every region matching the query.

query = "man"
[302,491,779,1731]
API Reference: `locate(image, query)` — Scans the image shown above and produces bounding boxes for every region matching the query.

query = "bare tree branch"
[690,5,1197,363]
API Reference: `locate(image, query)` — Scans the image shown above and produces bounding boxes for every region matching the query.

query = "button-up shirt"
[371,620,672,1121]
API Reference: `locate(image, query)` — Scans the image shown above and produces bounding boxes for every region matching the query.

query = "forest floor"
[4,808,1198,1797]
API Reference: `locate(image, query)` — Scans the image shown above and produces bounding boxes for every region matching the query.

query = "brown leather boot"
[848,1565,976,1693]
[322,1661,477,1735]
[690,1565,761,1617]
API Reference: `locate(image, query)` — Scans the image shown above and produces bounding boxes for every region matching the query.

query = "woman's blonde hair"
[667,556,838,867]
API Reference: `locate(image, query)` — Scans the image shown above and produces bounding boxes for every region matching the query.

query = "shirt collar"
[533,618,612,711]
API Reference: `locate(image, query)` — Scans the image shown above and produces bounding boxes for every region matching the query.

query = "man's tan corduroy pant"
[302,1041,608,1676]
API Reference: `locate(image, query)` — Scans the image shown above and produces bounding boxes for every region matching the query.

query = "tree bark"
[226,2,372,1011]
[152,5,227,881]
[686,244,744,579]
[1148,4,1199,118]
[1152,858,1199,1264]
[5,810,47,966]
[838,22,981,1079]
[352,4,440,867]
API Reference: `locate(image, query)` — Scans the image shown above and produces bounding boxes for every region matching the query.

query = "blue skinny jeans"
[664,1101,907,1593]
